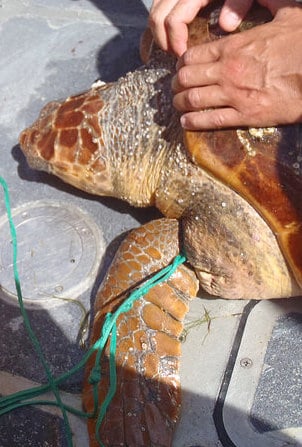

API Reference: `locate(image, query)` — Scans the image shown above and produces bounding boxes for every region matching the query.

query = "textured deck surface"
[0,1,301,446]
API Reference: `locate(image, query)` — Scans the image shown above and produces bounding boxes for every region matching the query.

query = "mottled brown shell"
[184,2,302,288]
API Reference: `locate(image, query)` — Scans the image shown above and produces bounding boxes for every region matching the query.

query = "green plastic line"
[0,176,186,446]
[0,177,74,446]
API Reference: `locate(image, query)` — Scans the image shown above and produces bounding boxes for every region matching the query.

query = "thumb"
[218,0,255,31]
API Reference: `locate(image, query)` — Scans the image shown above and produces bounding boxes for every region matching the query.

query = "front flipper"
[83,218,199,447]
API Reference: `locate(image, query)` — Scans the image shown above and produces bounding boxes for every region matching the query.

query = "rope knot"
[89,365,102,385]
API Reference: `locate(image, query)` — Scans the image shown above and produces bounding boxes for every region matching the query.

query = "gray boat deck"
[0,1,301,446]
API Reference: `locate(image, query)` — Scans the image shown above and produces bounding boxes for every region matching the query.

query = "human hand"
[149,0,254,56]
[172,1,302,129]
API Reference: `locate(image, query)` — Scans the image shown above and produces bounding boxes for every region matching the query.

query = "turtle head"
[19,68,176,208]
[19,87,114,197]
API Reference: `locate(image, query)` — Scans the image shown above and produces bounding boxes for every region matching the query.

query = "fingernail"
[180,115,188,128]
[224,11,241,30]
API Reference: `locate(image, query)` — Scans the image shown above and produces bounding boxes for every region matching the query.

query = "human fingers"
[219,0,297,33]
[173,86,227,113]
[174,0,302,130]
[219,0,254,31]
[172,63,220,92]
[163,0,211,56]
[179,108,253,130]
[176,39,222,70]
[149,0,181,52]
[149,0,210,56]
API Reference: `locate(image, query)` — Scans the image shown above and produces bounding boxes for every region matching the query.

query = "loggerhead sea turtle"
[19,1,302,446]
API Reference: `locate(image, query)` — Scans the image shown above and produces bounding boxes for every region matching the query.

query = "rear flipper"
[83,218,199,447]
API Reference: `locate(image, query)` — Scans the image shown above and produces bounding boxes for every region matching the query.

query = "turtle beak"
[19,101,62,172]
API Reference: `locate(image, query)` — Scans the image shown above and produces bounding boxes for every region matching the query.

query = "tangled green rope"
[0,176,186,446]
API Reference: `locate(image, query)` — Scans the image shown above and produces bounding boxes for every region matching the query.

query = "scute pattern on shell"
[18,1,302,446]
[185,123,302,288]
